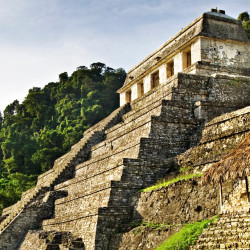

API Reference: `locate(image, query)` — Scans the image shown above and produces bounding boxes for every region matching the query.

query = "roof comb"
[218,10,225,14]
[210,8,217,13]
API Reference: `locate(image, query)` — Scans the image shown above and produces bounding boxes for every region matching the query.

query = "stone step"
[55,180,142,208]
[54,164,123,192]
[191,213,250,249]
[204,222,250,230]
[138,137,192,160]
[207,223,250,230]
[91,131,143,159]
[200,227,249,238]
[37,102,131,191]
[53,178,141,218]
[108,99,163,134]
[54,157,169,206]
[77,139,140,169]
[214,217,250,223]
[198,105,250,143]
[120,164,171,185]
[105,114,152,142]
[160,100,195,119]
[54,169,119,200]
[122,157,173,167]
[118,81,196,127]
[220,212,250,218]
[42,206,131,232]
[107,98,194,141]
[73,143,139,179]
[54,188,110,218]
[191,241,250,249]
[197,234,250,244]
[0,186,49,232]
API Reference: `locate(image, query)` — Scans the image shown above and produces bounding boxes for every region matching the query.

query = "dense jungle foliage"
[0,62,126,213]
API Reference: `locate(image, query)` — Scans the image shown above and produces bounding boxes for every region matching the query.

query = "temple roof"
[118,10,249,93]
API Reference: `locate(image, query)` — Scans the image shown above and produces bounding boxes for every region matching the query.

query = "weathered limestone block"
[190,212,250,249]
[117,225,182,250]
[19,231,47,250]
[43,213,98,250]
[201,106,250,142]
[223,177,250,213]
[0,190,65,250]
[131,178,220,224]
[178,106,250,171]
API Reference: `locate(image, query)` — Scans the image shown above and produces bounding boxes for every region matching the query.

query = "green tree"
[0,112,3,130]
[0,173,36,214]
[238,11,250,39]
[0,62,126,213]
[59,72,69,83]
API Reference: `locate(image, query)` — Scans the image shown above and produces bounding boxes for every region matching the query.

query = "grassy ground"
[141,173,202,192]
[155,216,219,250]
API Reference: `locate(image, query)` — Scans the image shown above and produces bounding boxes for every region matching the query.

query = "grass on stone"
[155,216,219,250]
[141,173,202,192]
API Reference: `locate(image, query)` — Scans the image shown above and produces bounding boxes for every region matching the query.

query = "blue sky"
[0,0,249,112]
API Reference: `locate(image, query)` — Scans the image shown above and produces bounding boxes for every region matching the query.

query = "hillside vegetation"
[0,62,126,213]
[238,11,250,39]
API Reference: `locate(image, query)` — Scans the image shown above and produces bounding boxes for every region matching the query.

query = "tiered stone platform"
[190,212,250,249]
[0,73,249,250]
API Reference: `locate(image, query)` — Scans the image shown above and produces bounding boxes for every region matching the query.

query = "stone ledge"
[74,142,141,171]
[55,182,111,205]
[55,180,143,206]
[43,209,99,226]
[95,117,152,148]
[55,164,123,190]
[205,106,250,127]
[43,206,132,226]
[178,132,248,169]
[106,100,162,136]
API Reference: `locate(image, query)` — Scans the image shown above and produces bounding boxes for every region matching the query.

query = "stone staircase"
[0,186,50,233]
[1,73,249,249]
[39,98,197,249]
[190,212,250,249]
[19,230,85,250]
[0,103,131,249]
[32,78,204,249]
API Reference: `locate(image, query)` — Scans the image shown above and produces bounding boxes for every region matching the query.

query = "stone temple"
[0,9,249,250]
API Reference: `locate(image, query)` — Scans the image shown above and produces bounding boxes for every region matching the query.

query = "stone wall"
[179,106,250,173]
[116,105,250,250]
[222,176,250,213]
[0,71,249,249]
[200,37,250,69]
[0,190,66,250]
[117,177,240,250]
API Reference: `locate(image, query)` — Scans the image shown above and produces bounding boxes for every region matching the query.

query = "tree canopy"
[238,11,250,39]
[0,63,126,214]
